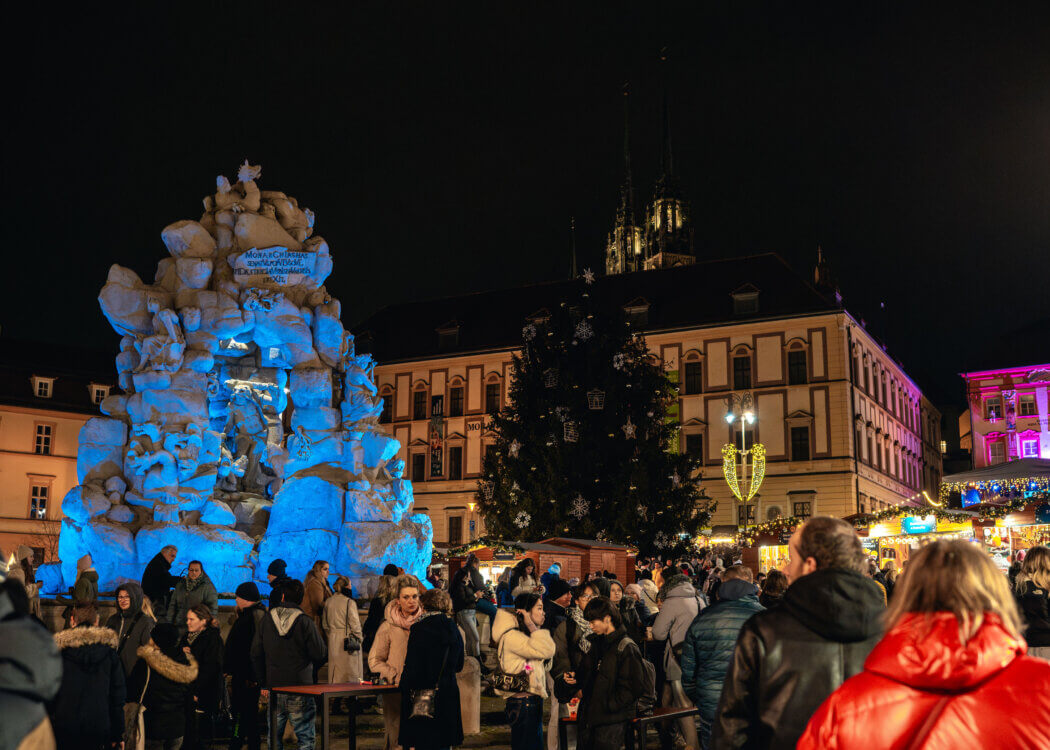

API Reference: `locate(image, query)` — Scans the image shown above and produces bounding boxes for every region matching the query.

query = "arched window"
[732,345,753,390]
[786,340,808,385]
[484,374,502,414]
[379,385,394,423]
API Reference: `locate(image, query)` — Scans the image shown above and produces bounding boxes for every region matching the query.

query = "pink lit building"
[960,363,1050,467]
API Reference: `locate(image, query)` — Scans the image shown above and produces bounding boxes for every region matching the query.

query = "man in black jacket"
[141,544,180,619]
[450,554,486,667]
[49,602,126,749]
[543,578,572,634]
[266,558,292,609]
[251,579,327,749]
[712,516,886,750]
[226,582,266,750]
[558,597,645,750]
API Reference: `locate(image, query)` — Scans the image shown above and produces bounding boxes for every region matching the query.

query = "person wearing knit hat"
[73,553,98,604]
[226,582,266,750]
[266,559,290,609]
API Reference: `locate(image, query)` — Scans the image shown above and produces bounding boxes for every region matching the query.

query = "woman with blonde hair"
[302,559,334,632]
[1016,545,1050,659]
[324,576,364,685]
[369,574,424,749]
[799,540,1050,749]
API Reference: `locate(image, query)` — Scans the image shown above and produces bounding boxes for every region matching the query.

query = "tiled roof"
[353,253,839,363]
[0,338,118,416]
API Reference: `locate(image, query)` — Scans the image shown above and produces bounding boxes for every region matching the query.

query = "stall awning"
[942,458,1050,485]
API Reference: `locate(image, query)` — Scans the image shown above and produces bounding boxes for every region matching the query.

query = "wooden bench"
[559,705,701,750]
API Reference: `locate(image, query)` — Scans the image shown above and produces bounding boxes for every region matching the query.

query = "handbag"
[342,596,362,652]
[409,647,449,720]
[489,637,532,693]
[123,665,150,750]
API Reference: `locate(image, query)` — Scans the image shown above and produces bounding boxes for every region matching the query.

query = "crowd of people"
[3,518,1050,749]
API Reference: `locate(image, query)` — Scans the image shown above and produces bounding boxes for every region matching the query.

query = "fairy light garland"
[447,537,526,557]
[939,476,1050,503]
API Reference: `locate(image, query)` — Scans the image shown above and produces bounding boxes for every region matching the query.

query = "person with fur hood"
[129,621,200,749]
[49,602,126,749]
[106,581,156,678]
[368,575,424,749]
[492,592,557,750]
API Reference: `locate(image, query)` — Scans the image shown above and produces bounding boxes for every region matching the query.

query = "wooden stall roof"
[448,541,586,583]
[540,537,636,584]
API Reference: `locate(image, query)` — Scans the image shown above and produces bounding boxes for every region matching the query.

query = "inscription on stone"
[230,247,316,286]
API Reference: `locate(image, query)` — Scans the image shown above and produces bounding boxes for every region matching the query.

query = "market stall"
[446,539,585,587]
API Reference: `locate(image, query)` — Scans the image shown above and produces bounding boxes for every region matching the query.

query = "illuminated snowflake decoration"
[514,511,531,529]
[522,323,537,341]
[612,352,627,370]
[653,531,671,549]
[570,494,589,519]
[622,416,637,439]
[582,267,595,284]
[574,320,594,342]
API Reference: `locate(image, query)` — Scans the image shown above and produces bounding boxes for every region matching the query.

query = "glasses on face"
[117,594,131,601]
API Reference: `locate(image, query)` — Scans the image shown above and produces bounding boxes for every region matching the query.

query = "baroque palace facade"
[355,253,942,547]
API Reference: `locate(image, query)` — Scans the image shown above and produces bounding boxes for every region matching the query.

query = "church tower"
[643,58,695,270]
[605,88,644,276]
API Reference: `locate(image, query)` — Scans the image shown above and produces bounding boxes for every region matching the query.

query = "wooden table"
[269,682,400,750]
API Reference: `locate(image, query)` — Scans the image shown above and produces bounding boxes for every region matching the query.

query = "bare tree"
[26,519,61,564]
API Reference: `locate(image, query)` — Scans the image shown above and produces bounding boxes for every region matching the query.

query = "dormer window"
[31,376,55,399]
[90,384,111,405]
[624,298,650,327]
[526,308,551,326]
[731,284,760,315]
[436,321,460,351]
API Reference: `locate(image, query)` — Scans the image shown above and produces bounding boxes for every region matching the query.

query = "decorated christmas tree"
[476,270,713,553]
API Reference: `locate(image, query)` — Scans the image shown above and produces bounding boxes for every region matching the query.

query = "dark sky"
[4,3,1048,406]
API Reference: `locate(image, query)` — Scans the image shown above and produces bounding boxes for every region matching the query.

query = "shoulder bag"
[489,636,532,693]
[343,596,362,653]
[123,665,150,750]
[409,647,449,719]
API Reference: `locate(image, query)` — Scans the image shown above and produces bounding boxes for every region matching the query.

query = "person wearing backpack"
[558,596,649,750]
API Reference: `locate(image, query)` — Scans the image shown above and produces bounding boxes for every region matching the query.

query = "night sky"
[4,4,1048,407]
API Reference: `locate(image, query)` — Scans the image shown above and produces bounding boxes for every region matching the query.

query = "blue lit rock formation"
[43,163,432,595]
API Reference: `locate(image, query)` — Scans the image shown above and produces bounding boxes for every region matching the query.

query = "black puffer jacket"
[250,604,327,687]
[557,626,645,727]
[129,644,198,740]
[1016,579,1050,647]
[0,588,62,750]
[712,568,885,750]
[451,566,483,612]
[141,552,180,613]
[225,602,267,682]
[49,625,126,748]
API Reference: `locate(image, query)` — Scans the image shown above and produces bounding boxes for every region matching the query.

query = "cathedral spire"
[620,83,635,225]
[605,84,643,276]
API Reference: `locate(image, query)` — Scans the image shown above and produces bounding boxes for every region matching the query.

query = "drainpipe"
[846,318,861,513]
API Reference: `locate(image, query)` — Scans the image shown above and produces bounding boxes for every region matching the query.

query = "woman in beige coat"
[368,575,423,750]
[323,576,363,684]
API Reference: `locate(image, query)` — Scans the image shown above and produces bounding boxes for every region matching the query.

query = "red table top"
[272,682,400,696]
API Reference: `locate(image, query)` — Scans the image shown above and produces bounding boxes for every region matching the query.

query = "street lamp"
[467,502,477,541]
[723,392,766,538]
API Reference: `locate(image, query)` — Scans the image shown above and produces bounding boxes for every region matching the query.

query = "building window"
[485,382,501,414]
[765,506,783,521]
[380,393,393,423]
[1022,439,1039,458]
[790,426,811,461]
[448,446,463,480]
[732,291,759,315]
[30,483,49,519]
[448,516,463,546]
[32,377,55,398]
[449,387,464,417]
[793,500,812,518]
[1019,393,1037,417]
[985,396,1002,420]
[437,328,459,351]
[940,440,947,454]
[683,361,703,394]
[684,433,704,462]
[413,390,427,420]
[90,385,110,405]
[787,350,807,385]
[624,303,649,327]
[864,360,871,393]
[882,378,888,406]
[988,440,1005,465]
[34,424,53,455]
[736,504,756,525]
[411,453,426,482]
[733,354,751,390]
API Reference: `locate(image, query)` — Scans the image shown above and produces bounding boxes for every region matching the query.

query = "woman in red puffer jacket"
[799,540,1050,750]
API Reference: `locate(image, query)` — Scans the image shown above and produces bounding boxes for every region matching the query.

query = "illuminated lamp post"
[467,502,477,541]
[723,392,766,540]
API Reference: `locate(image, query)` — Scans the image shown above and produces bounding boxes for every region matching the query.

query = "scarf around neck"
[185,573,206,592]
[568,605,593,653]
[386,600,423,631]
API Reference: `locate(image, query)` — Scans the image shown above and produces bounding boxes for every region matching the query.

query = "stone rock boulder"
[344,482,413,524]
[266,476,343,535]
[161,220,217,259]
[200,499,236,526]
[62,485,112,523]
[77,418,128,484]
[99,264,173,337]
[136,523,255,592]
[58,518,138,591]
[258,528,338,583]
[335,515,432,585]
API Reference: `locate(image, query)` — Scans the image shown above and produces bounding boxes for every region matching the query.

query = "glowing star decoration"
[671,470,682,488]
[508,439,521,458]
[570,494,589,519]
[582,268,595,284]
[574,320,594,342]
[514,511,531,529]
[622,417,637,439]
[722,442,767,503]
